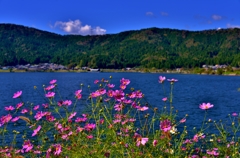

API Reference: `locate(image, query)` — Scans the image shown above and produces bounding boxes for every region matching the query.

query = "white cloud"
[52,19,106,35]
[227,23,240,29]
[146,12,154,16]
[160,12,168,16]
[212,14,222,20]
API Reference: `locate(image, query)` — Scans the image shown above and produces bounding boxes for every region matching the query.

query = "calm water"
[0,72,240,130]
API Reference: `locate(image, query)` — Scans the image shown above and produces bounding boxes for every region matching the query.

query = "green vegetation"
[0,24,240,69]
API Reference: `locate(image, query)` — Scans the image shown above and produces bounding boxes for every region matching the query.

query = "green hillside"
[0,23,240,69]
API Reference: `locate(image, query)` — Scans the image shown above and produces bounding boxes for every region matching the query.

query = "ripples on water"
[0,72,240,133]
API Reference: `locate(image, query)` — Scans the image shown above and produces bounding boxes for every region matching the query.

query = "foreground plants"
[0,76,239,158]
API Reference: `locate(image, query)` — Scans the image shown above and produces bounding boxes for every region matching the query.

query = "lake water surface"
[0,72,240,130]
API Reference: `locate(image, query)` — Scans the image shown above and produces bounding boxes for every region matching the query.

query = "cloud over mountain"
[52,20,106,35]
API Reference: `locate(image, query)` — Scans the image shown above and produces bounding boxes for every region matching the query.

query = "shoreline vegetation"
[1,68,240,76]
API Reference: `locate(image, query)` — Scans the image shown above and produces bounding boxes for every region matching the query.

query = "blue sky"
[0,0,240,35]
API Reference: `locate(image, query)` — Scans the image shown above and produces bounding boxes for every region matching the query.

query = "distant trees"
[0,24,240,69]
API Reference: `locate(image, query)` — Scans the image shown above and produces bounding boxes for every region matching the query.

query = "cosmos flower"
[13,91,22,98]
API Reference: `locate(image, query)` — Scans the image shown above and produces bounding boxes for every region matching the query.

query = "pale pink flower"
[76,127,84,133]
[42,103,49,108]
[50,79,57,84]
[232,112,238,116]
[162,97,168,102]
[75,117,87,123]
[120,78,130,85]
[180,118,186,123]
[45,92,55,98]
[160,119,172,132]
[13,91,22,98]
[199,103,214,110]
[5,105,15,111]
[159,76,166,83]
[34,111,46,121]
[32,125,41,136]
[167,78,178,82]
[134,133,148,146]
[137,106,149,111]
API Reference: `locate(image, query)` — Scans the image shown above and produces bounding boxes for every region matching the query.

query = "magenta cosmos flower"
[45,92,55,98]
[50,79,57,85]
[160,119,172,132]
[53,144,62,156]
[199,103,214,110]
[120,78,130,86]
[22,140,33,152]
[159,76,166,83]
[32,125,41,136]
[167,78,178,82]
[13,91,22,98]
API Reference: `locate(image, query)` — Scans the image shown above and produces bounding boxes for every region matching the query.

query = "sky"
[0,0,240,36]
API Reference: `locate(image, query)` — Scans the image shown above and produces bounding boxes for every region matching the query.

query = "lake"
[0,72,240,130]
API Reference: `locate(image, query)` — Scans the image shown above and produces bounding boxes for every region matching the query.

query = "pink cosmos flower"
[21,108,28,114]
[68,112,77,120]
[13,91,22,98]
[5,105,15,111]
[50,79,57,85]
[46,115,55,122]
[128,92,136,98]
[75,116,87,123]
[232,112,238,116]
[134,133,148,146]
[180,118,186,123]
[107,84,115,88]
[53,144,62,156]
[76,127,84,133]
[153,140,158,146]
[45,85,55,91]
[199,103,214,110]
[167,78,178,82]
[45,92,55,98]
[34,111,46,121]
[32,125,41,136]
[162,97,168,102]
[22,140,33,152]
[98,88,106,95]
[16,102,24,109]
[94,80,99,84]
[113,90,125,101]
[120,84,126,90]
[42,103,49,108]
[33,105,40,110]
[87,135,93,139]
[120,78,130,85]
[0,114,12,126]
[159,76,166,83]
[91,91,101,98]
[75,90,82,99]
[137,106,149,111]
[11,116,20,122]
[107,90,114,97]
[160,119,172,132]
[84,123,96,131]
[114,103,123,111]
[63,100,72,106]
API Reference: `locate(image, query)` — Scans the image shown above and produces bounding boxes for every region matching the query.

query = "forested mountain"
[0,23,240,69]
